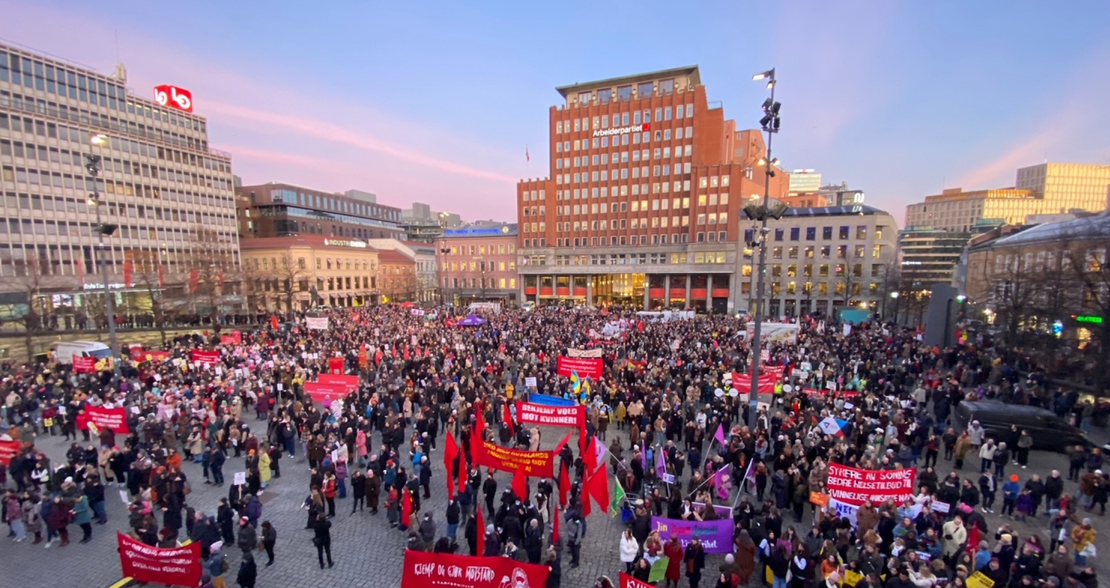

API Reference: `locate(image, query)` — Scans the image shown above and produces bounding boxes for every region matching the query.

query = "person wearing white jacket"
[619,528,639,573]
[979,440,997,474]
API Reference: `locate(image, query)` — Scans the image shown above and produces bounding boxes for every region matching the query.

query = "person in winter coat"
[22,493,43,544]
[684,538,707,588]
[260,521,276,566]
[418,513,437,551]
[1045,469,1065,512]
[350,470,367,514]
[856,501,880,533]
[619,528,639,573]
[312,514,334,568]
[46,496,71,547]
[663,535,684,588]
[72,494,93,543]
[237,552,257,588]
[217,499,235,545]
[523,518,544,564]
[206,541,228,588]
[236,517,257,556]
[360,465,379,510]
[727,531,754,586]
[979,440,997,474]
[941,516,967,563]
[1001,475,1021,516]
[543,546,561,588]
[566,515,584,567]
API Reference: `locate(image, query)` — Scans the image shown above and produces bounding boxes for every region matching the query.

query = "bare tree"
[5,254,48,359]
[182,226,240,331]
[986,244,1045,338]
[1062,228,1110,397]
[129,249,176,348]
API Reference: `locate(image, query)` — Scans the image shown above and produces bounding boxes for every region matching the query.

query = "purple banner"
[650,516,733,553]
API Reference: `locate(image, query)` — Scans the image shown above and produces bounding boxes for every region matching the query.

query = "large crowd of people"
[0,304,1106,588]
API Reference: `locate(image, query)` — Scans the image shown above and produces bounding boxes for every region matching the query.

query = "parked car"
[953,400,1089,451]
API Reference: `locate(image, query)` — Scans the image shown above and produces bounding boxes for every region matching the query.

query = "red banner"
[219,335,235,345]
[141,350,170,363]
[123,261,133,289]
[402,548,549,588]
[731,372,775,394]
[76,405,130,434]
[129,346,144,361]
[622,572,656,588]
[117,531,202,587]
[328,357,345,375]
[557,356,603,379]
[304,382,349,404]
[318,374,358,393]
[826,463,916,507]
[0,439,21,466]
[191,350,220,365]
[471,435,568,478]
[516,401,585,428]
[73,356,97,374]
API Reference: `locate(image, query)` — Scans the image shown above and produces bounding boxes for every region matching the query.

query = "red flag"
[123,260,133,288]
[512,468,528,502]
[476,505,486,556]
[157,265,165,288]
[458,448,468,495]
[586,464,610,516]
[583,437,599,474]
[401,488,412,528]
[271,316,279,330]
[445,433,460,500]
[188,268,200,293]
[581,467,592,517]
[552,505,561,544]
[578,425,588,459]
[503,403,515,436]
[558,464,570,508]
[475,406,487,440]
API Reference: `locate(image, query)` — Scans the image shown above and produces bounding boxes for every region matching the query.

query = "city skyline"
[5,0,1109,221]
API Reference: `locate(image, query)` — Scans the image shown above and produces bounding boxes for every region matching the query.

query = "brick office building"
[516,65,788,312]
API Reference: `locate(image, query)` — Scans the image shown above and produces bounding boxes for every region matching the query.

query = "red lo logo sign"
[154,85,193,113]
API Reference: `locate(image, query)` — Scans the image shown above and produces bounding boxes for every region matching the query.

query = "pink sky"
[2,4,526,220]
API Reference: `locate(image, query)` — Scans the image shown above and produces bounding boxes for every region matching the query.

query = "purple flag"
[655,446,666,478]
[714,424,727,446]
[714,464,732,500]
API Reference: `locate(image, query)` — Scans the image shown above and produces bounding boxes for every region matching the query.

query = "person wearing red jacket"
[323,474,337,518]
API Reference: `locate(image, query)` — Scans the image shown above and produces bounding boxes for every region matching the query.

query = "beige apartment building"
[239,235,379,312]
[741,205,899,317]
[905,163,1110,232]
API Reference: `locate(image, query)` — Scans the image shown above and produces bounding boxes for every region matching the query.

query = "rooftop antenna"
[113,30,127,84]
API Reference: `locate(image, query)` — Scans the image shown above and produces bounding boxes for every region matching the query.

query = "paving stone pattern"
[1,417,1107,587]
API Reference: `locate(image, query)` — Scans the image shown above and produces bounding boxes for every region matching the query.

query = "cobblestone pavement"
[2,418,1108,588]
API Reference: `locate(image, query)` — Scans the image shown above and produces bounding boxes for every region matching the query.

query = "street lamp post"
[85,147,120,372]
[440,239,451,306]
[746,68,785,431]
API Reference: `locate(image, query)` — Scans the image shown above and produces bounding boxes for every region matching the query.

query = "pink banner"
[516,401,585,428]
[826,463,915,506]
[76,405,130,434]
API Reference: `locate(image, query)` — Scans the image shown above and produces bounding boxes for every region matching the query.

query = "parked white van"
[53,340,113,364]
